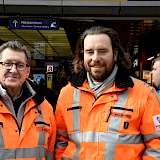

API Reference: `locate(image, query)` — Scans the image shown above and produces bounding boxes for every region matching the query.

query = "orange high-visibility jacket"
[55,73,160,159]
[0,80,56,160]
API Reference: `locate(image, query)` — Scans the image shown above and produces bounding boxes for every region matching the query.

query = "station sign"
[9,17,59,30]
[0,18,7,26]
[47,65,54,73]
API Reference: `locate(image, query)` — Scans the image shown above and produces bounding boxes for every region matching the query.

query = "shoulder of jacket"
[38,99,54,115]
[132,77,149,87]
[60,82,76,93]
[131,77,155,93]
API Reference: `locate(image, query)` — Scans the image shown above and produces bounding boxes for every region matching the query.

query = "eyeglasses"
[0,62,29,71]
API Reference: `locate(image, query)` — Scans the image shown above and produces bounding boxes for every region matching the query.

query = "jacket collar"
[26,79,45,105]
[69,66,134,89]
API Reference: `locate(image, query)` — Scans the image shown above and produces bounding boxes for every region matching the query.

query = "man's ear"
[26,66,30,77]
[114,50,118,62]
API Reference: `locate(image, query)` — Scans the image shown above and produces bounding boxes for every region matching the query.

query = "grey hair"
[0,40,31,65]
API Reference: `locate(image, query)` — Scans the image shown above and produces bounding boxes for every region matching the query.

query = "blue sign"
[0,19,3,25]
[0,18,7,26]
[9,17,59,30]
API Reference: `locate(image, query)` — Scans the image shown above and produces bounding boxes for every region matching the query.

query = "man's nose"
[10,64,18,71]
[92,51,99,61]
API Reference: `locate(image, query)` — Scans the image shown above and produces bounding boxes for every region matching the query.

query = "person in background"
[55,26,160,160]
[152,56,160,96]
[0,40,56,159]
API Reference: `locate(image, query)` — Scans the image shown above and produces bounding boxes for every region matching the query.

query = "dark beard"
[91,71,112,82]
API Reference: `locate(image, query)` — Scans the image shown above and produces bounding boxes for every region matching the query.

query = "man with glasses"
[0,40,56,159]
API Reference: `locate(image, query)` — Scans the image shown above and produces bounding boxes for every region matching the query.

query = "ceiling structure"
[0,25,72,60]
[63,19,160,59]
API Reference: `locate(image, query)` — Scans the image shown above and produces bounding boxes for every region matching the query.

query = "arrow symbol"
[50,22,57,29]
[12,19,18,28]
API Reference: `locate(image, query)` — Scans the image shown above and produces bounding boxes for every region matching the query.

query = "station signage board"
[9,17,59,30]
[47,65,54,73]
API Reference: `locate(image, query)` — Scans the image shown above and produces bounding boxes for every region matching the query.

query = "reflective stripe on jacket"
[55,78,160,160]
[0,94,56,159]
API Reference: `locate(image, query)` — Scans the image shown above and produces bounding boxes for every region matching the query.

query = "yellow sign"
[47,74,53,89]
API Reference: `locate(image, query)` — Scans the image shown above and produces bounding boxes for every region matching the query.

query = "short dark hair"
[0,40,31,65]
[73,26,132,73]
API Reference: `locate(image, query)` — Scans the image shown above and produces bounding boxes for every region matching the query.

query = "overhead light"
[147,56,154,61]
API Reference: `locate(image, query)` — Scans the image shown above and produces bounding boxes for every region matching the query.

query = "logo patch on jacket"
[153,115,160,131]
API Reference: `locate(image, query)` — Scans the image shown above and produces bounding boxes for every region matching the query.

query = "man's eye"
[98,49,107,53]
[5,63,12,66]
[18,64,25,68]
[86,51,94,54]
